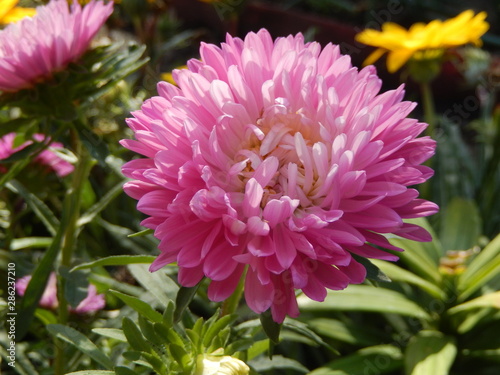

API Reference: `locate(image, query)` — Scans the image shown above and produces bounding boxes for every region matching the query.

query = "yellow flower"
[195,352,250,375]
[0,0,36,24]
[355,10,489,73]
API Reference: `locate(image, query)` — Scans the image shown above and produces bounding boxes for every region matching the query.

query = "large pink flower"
[0,132,74,177]
[0,0,113,93]
[121,29,438,322]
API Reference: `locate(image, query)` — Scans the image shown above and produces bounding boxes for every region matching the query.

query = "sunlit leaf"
[404,330,456,375]
[298,284,431,321]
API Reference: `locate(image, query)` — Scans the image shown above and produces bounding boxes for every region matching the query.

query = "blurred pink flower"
[0,132,74,177]
[0,0,113,92]
[16,272,105,314]
[121,29,438,322]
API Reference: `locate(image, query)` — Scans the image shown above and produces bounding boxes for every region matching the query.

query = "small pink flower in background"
[16,273,106,314]
[0,0,113,93]
[121,29,438,323]
[16,273,59,310]
[0,132,74,177]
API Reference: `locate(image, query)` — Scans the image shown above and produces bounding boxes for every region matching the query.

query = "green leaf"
[17,227,65,338]
[122,317,151,353]
[250,355,308,373]
[71,255,156,271]
[458,233,500,300]
[307,318,381,346]
[202,314,238,347]
[127,228,154,238]
[92,328,127,342]
[352,255,391,283]
[309,345,403,375]
[138,315,163,345]
[47,324,113,370]
[371,260,446,299]
[447,291,500,316]
[10,237,52,250]
[298,284,431,321]
[174,284,200,323]
[128,264,178,307]
[77,180,125,226]
[404,331,457,375]
[65,372,114,375]
[110,290,163,323]
[114,367,139,375]
[169,344,191,372]
[440,198,482,251]
[283,319,339,353]
[260,309,282,344]
[60,266,89,308]
[6,180,59,236]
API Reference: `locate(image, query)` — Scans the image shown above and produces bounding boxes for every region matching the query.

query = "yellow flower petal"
[363,48,387,67]
[0,0,18,20]
[2,7,36,24]
[386,49,414,73]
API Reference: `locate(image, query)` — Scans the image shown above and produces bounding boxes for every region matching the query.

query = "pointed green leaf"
[352,255,391,283]
[128,264,178,307]
[448,291,500,316]
[174,284,200,323]
[77,180,125,226]
[458,233,500,300]
[65,372,114,375]
[371,260,446,299]
[260,309,282,344]
[71,255,156,271]
[92,328,127,342]
[405,331,457,375]
[122,317,151,353]
[10,237,52,250]
[202,314,238,347]
[307,318,381,346]
[110,290,163,323]
[47,324,113,370]
[440,198,481,251]
[6,180,59,236]
[298,284,431,321]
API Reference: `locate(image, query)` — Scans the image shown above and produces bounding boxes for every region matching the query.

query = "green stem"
[54,131,94,375]
[221,268,247,317]
[420,82,437,138]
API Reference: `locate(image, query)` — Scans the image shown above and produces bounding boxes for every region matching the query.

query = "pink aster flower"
[0,0,113,93]
[0,132,74,177]
[121,29,439,323]
[16,272,106,314]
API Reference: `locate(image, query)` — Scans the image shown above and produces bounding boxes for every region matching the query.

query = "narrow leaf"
[47,324,113,370]
[371,260,446,299]
[10,237,52,250]
[71,255,156,271]
[260,309,282,344]
[174,284,200,323]
[440,198,482,251]
[77,181,125,226]
[110,290,163,323]
[6,180,59,236]
[458,233,500,300]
